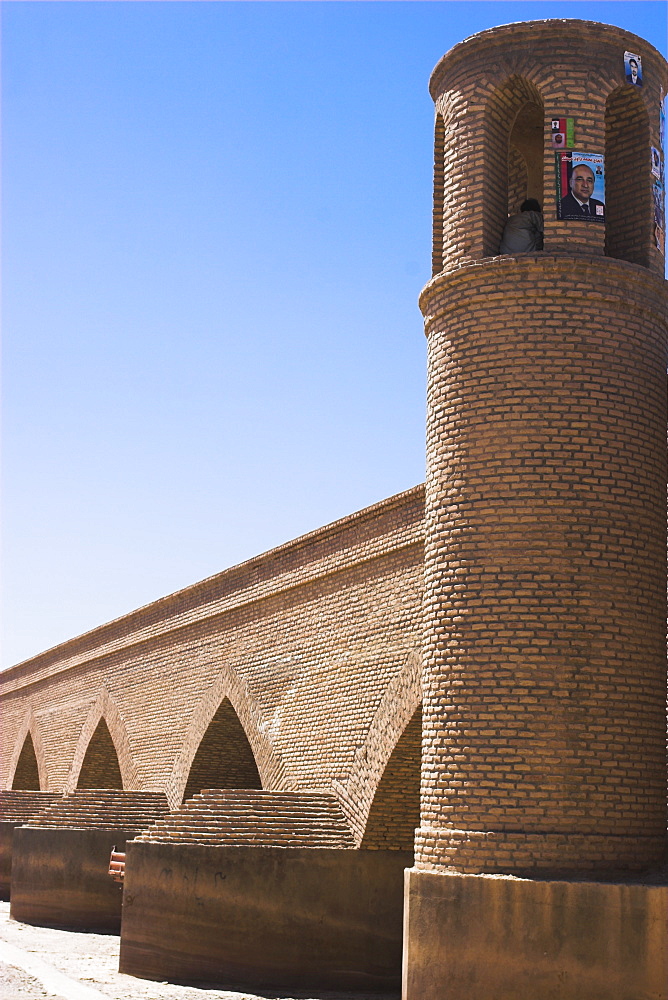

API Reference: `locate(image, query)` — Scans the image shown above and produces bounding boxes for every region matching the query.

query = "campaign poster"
[624,51,642,87]
[651,147,662,180]
[653,180,665,253]
[551,117,574,150]
[556,151,605,222]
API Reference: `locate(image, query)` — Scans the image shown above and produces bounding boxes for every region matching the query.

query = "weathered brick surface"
[134,789,355,848]
[1,488,424,844]
[25,789,169,831]
[0,791,60,824]
[419,255,667,874]
[360,706,421,851]
[420,18,668,880]
[604,84,651,265]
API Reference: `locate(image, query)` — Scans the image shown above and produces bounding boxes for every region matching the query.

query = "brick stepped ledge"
[134,789,355,848]
[23,789,169,830]
[0,791,61,823]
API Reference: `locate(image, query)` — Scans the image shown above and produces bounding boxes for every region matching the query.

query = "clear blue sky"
[2,1,666,669]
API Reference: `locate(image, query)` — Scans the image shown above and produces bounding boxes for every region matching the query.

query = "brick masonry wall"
[430,20,668,275]
[419,253,668,874]
[0,487,424,841]
[431,114,445,277]
[25,790,169,830]
[507,146,528,218]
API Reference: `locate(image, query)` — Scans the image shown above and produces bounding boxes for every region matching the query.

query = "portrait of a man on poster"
[557,152,605,222]
[624,51,643,86]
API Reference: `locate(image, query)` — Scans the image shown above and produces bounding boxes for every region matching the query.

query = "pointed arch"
[360,705,422,853]
[65,688,139,793]
[483,75,545,256]
[12,732,40,790]
[182,697,262,802]
[77,718,123,789]
[605,85,651,267]
[333,649,422,846]
[7,709,49,791]
[167,665,286,809]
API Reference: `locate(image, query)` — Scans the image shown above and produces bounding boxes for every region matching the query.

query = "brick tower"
[403,20,668,1000]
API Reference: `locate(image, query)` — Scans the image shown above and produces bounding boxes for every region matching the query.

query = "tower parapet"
[429,20,666,273]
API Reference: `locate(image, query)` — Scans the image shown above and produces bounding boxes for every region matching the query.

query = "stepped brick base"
[120,842,411,992]
[134,788,355,847]
[0,792,60,899]
[23,789,169,831]
[402,867,668,1000]
[9,790,169,931]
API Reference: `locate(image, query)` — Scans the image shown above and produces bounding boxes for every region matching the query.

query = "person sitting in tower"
[499,199,544,254]
[559,164,605,219]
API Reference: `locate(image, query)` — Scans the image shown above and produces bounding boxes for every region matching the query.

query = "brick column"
[417,254,667,875]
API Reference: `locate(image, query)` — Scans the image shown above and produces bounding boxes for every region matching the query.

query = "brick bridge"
[2,17,668,1000]
[1,486,424,841]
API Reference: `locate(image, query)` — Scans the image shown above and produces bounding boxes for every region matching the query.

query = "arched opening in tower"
[182,697,262,803]
[12,732,40,790]
[483,76,544,256]
[432,113,446,276]
[77,718,124,789]
[508,101,544,212]
[605,86,650,267]
[360,705,422,855]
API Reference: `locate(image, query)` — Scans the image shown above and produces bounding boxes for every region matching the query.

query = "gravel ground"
[0,903,397,1000]
[0,960,67,1000]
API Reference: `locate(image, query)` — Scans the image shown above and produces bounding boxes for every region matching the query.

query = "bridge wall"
[1,486,424,830]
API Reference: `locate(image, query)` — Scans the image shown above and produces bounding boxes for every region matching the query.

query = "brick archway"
[360,704,421,852]
[483,74,545,257]
[166,664,287,809]
[65,688,140,793]
[181,697,263,803]
[77,717,124,789]
[605,84,651,266]
[333,649,421,846]
[7,708,49,791]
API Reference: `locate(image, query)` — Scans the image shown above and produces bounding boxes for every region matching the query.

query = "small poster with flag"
[551,117,574,150]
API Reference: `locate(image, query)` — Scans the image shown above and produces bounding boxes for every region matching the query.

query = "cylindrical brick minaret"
[417,20,668,881]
